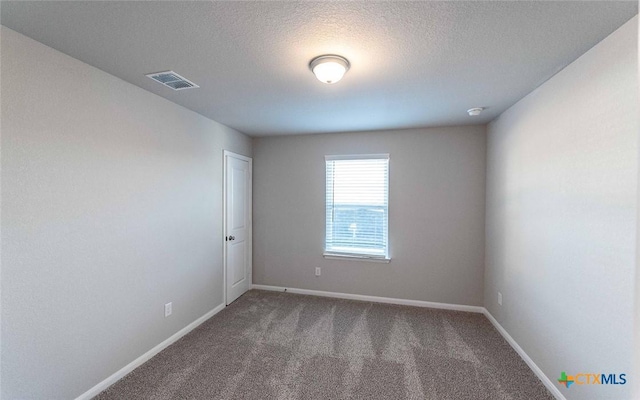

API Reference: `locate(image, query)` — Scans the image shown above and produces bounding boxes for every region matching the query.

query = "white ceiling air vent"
[146,71,199,91]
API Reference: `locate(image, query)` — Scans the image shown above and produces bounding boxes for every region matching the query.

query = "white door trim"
[223,150,252,305]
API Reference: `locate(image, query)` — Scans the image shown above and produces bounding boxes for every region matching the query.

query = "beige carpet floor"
[96,290,554,399]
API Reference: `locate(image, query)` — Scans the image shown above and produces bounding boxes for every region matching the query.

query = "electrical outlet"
[498,292,503,306]
[315,267,321,276]
[165,302,172,317]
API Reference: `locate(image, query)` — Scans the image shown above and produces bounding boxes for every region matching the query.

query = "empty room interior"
[2,1,640,400]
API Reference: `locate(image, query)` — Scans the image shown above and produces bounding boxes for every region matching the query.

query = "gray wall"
[253,126,486,306]
[1,27,251,399]
[635,11,640,400]
[485,16,638,400]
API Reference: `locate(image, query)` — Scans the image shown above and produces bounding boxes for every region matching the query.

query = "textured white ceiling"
[2,1,637,136]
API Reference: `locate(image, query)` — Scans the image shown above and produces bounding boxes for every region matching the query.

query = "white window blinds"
[325,154,389,259]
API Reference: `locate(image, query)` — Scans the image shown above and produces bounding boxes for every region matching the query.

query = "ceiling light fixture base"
[309,55,350,84]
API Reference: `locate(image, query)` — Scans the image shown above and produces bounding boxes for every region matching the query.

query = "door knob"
[228,235,235,241]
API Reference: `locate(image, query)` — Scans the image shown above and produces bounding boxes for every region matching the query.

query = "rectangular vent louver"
[146,71,199,91]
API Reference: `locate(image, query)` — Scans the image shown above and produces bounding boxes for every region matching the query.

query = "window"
[325,154,389,261]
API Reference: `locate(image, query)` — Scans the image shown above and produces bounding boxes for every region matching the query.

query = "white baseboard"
[75,303,226,400]
[251,284,484,313]
[483,310,566,400]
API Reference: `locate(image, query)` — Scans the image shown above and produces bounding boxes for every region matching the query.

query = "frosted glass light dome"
[309,55,350,84]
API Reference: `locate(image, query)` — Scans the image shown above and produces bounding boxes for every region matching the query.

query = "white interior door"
[224,151,252,305]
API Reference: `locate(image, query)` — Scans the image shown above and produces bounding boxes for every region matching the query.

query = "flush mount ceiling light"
[309,55,350,84]
[467,107,484,116]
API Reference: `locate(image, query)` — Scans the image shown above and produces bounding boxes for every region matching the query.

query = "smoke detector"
[467,107,484,116]
[146,71,199,90]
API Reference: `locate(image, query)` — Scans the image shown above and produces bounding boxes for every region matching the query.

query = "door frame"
[222,150,253,305]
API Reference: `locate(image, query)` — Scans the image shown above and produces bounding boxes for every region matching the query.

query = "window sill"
[322,253,391,263]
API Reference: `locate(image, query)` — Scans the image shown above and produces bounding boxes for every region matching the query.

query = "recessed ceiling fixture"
[467,107,484,116]
[146,71,199,90]
[309,55,350,84]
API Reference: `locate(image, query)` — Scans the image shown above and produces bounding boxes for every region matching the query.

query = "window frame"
[323,154,391,263]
